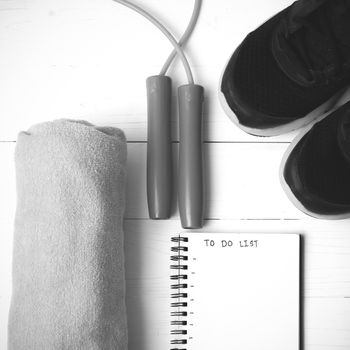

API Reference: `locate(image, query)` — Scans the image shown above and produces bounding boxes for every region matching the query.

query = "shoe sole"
[218,49,348,137]
[279,107,350,220]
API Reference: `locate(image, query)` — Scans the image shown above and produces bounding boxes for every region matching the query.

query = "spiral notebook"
[125,232,300,350]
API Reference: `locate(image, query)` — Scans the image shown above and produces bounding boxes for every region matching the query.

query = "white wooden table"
[1,0,350,349]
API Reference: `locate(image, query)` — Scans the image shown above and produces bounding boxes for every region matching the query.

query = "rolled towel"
[8,120,128,350]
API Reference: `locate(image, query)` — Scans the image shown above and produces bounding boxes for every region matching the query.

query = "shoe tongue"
[285,0,327,34]
[337,106,350,163]
[303,1,350,70]
[273,0,350,86]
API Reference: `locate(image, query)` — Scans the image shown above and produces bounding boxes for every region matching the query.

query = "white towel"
[8,120,128,350]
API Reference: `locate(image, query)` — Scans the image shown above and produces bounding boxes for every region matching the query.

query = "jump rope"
[113,0,204,229]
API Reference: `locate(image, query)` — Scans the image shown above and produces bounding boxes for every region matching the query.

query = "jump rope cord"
[160,0,202,76]
[112,0,196,84]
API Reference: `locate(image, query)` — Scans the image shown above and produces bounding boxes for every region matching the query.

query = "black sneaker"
[219,0,350,136]
[280,100,350,218]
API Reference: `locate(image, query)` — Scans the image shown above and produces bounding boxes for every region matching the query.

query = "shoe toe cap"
[282,107,350,217]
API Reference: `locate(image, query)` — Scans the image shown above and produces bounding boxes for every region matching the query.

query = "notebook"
[125,232,300,350]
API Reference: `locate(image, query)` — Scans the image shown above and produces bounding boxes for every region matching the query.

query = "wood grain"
[0,0,294,142]
[1,0,350,349]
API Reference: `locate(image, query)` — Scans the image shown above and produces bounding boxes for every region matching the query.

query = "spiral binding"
[170,235,189,350]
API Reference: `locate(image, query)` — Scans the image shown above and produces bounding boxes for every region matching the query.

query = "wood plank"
[4,0,345,142]
[126,142,303,219]
[1,139,350,348]
[1,0,350,348]
[303,298,350,350]
[123,219,350,350]
[1,217,350,350]
[0,141,303,221]
[1,139,350,298]
[123,219,350,299]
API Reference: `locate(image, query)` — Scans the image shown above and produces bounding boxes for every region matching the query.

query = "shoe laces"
[282,0,350,84]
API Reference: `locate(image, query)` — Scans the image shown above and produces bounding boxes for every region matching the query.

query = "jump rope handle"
[146,75,173,219]
[178,84,204,229]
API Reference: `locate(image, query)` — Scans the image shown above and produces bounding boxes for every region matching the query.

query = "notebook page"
[185,233,299,350]
[125,230,172,350]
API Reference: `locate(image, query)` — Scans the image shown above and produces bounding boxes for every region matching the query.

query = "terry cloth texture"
[8,120,128,350]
